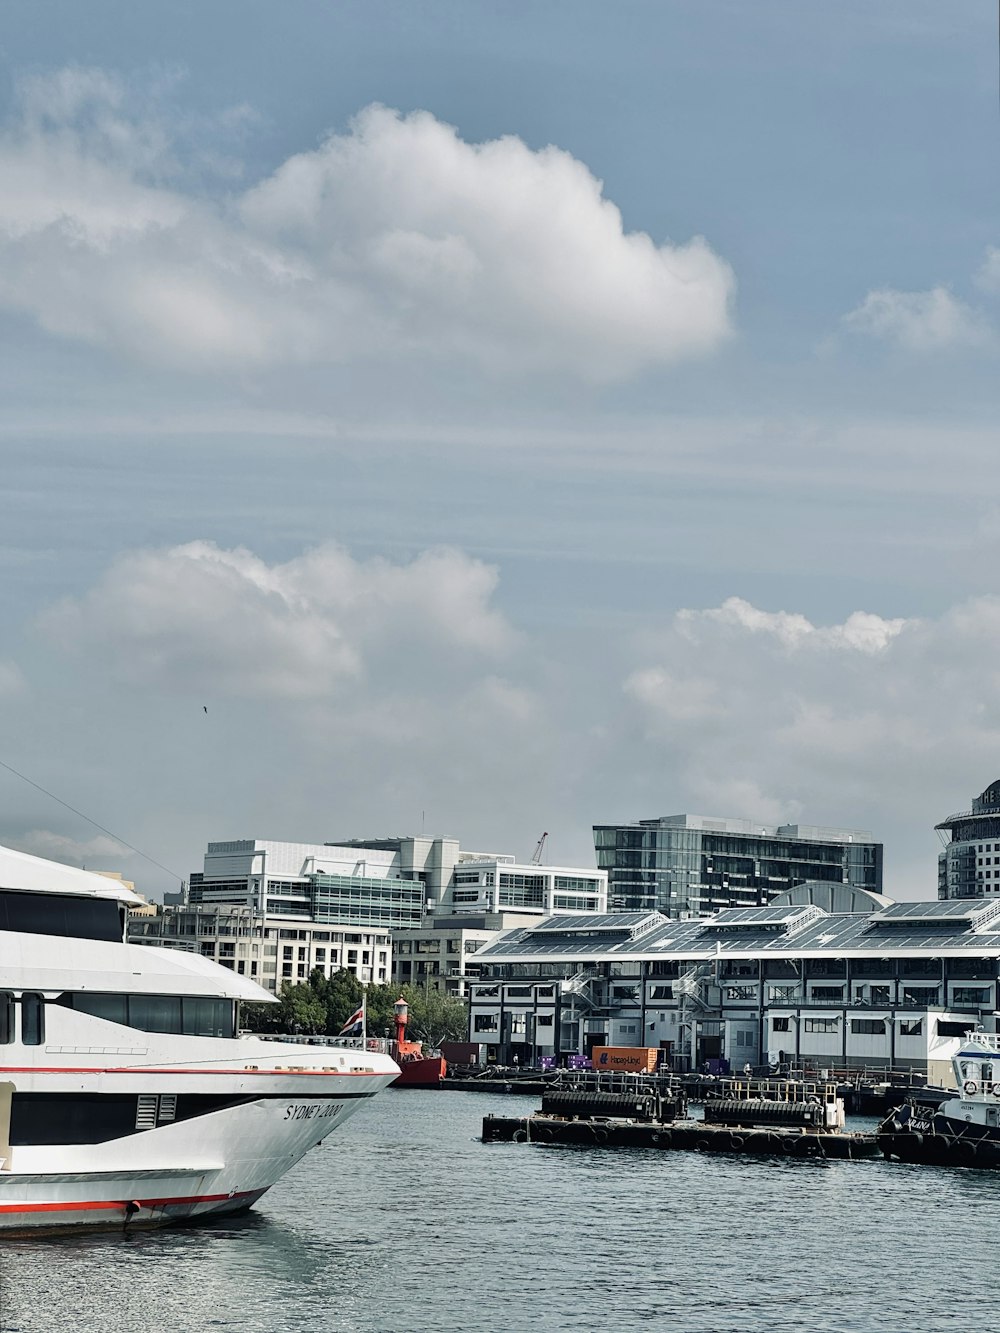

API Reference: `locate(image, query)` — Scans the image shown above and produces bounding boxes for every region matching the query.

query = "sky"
[0,1,999,899]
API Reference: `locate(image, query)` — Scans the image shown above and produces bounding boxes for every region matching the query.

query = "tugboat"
[878,1031,1000,1167]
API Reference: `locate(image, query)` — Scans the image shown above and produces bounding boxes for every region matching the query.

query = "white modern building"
[134,833,607,995]
[129,902,392,993]
[332,837,608,917]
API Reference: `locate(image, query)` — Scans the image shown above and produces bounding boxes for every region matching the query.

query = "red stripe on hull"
[0,1189,255,1215]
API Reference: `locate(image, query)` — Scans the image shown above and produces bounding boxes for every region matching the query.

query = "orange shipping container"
[590,1046,658,1073]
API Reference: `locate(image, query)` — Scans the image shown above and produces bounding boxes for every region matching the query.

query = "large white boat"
[0,843,399,1233]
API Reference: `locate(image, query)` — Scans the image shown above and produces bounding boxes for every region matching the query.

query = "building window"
[771,1017,791,1032]
[474,1014,498,1032]
[811,986,844,1001]
[900,1020,923,1037]
[953,987,991,1006]
[803,1018,838,1034]
[937,1019,972,1037]
[726,986,756,1001]
[850,1019,885,1035]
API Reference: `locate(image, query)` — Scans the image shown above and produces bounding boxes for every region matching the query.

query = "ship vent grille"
[157,1094,177,1123]
[135,1095,158,1130]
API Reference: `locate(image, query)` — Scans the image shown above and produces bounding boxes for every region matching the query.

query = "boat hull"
[392,1056,446,1088]
[877,1101,1000,1169]
[0,1057,398,1233]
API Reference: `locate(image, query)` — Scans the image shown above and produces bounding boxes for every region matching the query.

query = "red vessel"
[388,996,447,1088]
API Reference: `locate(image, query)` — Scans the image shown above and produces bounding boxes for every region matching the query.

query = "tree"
[364,983,398,1038]
[238,1000,280,1033]
[399,983,469,1047]
[317,967,364,1034]
[277,981,326,1034]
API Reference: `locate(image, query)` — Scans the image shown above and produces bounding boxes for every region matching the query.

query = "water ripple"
[0,1092,993,1332]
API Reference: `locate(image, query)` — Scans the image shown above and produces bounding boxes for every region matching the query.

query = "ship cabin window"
[0,891,122,943]
[56,992,235,1038]
[0,992,12,1044]
[20,992,44,1046]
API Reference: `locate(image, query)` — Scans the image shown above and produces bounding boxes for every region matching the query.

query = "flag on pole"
[339,1004,364,1037]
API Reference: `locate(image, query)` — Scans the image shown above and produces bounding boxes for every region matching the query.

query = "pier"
[479,1072,883,1160]
[482,1114,880,1159]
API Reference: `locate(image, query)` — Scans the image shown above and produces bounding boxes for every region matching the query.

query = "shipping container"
[590,1046,658,1073]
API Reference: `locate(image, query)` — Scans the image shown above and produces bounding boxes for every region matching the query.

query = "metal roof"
[872,900,998,923]
[476,903,1000,963]
[705,904,821,930]
[532,912,652,934]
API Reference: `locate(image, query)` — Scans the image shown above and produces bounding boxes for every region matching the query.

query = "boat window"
[128,995,183,1034]
[56,992,234,1038]
[0,891,122,942]
[21,993,44,1046]
[0,992,12,1044]
[983,1064,994,1083]
[69,993,128,1024]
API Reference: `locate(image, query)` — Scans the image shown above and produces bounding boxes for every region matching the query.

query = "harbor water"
[0,1089,994,1333]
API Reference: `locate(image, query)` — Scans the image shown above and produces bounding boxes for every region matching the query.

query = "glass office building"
[593,814,882,918]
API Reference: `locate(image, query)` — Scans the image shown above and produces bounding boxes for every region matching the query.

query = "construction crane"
[531,832,548,864]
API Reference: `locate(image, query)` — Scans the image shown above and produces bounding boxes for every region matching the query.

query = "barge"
[483,1080,879,1160]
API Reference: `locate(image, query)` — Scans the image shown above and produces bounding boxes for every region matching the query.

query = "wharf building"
[937,778,1000,900]
[131,836,608,998]
[593,814,882,918]
[466,892,1000,1084]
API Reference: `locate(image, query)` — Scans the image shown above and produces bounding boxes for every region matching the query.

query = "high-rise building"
[593,814,882,918]
[937,779,1000,900]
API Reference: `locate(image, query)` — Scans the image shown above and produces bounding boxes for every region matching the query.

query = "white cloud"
[15,829,130,866]
[0,74,735,381]
[622,594,1000,863]
[843,285,992,352]
[39,539,515,699]
[677,596,908,654]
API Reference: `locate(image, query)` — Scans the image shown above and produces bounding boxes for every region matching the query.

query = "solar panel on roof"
[533,912,653,933]
[867,899,1000,934]
[709,905,818,927]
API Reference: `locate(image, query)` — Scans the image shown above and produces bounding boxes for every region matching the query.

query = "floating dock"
[481,1081,880,1160]
[482,1114,879,1159]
